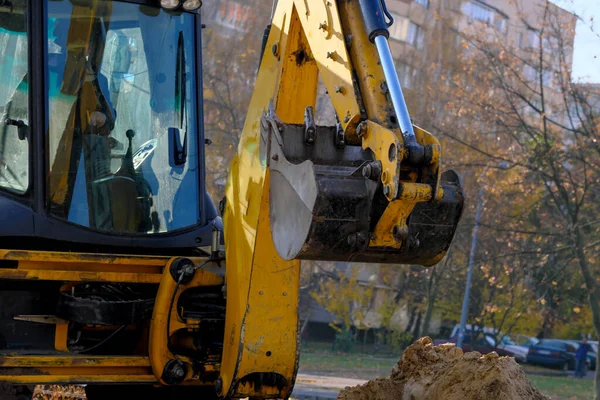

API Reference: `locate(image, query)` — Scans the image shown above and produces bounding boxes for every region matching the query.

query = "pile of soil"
[337,337,547,400]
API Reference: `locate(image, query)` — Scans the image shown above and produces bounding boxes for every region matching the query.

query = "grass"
[528,375,593,399]
[299,350,397,380]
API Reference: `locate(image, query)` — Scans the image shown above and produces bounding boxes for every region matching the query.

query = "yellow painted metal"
[0,249,169,267]
[0,356,157,384]
[0,375,157,384]
[0,356,151,367]
[149,258,223,385]
[0,249,168,283]
[338,0,396,130]
[0,269,163,283]
[54,323,69,352]
[221,1,330,397]
[292,0,362,138]
[360,120,406,200]
[369,199,415,249]
[364,121,444,249]
[276,9,319,124]
[414,124,443,201]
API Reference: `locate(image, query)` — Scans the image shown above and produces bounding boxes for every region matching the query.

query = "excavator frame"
[0,0,463,399]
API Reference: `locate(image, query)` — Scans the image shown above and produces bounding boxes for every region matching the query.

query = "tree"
[433,1,600,394]
[201,0,273,201]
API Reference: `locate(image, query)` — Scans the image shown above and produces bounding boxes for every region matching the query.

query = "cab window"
[46,1,200,234]
[0,1,28,194]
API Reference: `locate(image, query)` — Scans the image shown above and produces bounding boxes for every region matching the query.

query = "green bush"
[389,330,413,353]
[334,328,355,353]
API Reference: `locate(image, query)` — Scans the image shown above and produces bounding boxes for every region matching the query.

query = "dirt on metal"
[337,336,548,400]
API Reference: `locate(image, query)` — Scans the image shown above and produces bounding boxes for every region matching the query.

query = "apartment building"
[386,0,577,92]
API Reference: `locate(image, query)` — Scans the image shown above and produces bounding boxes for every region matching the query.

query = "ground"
[9,342,595,400]
[296,341,595,400]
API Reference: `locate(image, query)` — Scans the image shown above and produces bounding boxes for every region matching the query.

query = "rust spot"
[292,45,312,67]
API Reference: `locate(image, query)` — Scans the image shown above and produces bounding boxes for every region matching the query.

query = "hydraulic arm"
[220,0,464,397]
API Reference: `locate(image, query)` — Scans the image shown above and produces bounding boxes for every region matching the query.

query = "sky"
[551,0,600,83]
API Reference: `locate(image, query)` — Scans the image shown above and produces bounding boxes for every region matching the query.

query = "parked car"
[526,339,589,372]
[433,333,519,359]
[494,335,529,363]
[515,334,539,348]
[441,326,529,362]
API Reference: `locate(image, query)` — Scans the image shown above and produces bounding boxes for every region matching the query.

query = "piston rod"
[357,0,417,147]
[374,35,415,144]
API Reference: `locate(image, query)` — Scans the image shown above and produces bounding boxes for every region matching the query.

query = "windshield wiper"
[172,31,187,166]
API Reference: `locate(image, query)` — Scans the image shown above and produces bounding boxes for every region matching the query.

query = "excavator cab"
[0,0,217,252]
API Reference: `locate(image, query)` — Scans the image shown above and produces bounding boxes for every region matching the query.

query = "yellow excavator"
[0,0,464,398]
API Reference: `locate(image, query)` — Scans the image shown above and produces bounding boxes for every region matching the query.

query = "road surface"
[291,374,366,399]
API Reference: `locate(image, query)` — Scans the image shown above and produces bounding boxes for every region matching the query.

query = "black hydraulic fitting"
[357,0,394,43]
[170,257,196,284]
[162,359,188,385]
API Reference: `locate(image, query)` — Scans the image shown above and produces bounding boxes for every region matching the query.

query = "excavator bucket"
[268,117,464,267]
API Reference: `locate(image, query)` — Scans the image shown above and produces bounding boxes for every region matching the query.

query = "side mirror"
[169,127,187,167]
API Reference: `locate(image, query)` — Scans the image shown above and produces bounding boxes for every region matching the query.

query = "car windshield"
[500,336,516,346]
[45,1,199,234]
[539,340,566,349]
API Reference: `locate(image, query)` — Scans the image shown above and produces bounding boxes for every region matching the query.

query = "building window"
[389,13,408,42]
[408,22,425,50]
[415,0,429,8]
[524,29,540,49]
[462,1,508,34]
[523,65,553,87]
[522,29,557,52]
[214,1,251,32]
[396,62,416,89]
[389,13,425,50]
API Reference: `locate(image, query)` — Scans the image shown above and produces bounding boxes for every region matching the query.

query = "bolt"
[172,363,186,378]
[362,164,372,179]
[272,43,279,56]
[319,22,327,30]
[326,1,331,5]
[347,233,357,247]
[215,377,223,394]
[335,86,344,94]
[183,265,195,275]
[357,123,366,137]
[272,154,279,161]
[393,225,409,242]
[327,51,335,59]
[383,185,391,197]
[283,292,287,296]
[259,291,264,295]
[344,115,350,123]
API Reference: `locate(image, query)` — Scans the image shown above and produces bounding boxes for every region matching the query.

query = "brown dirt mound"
[337,336,548,400]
